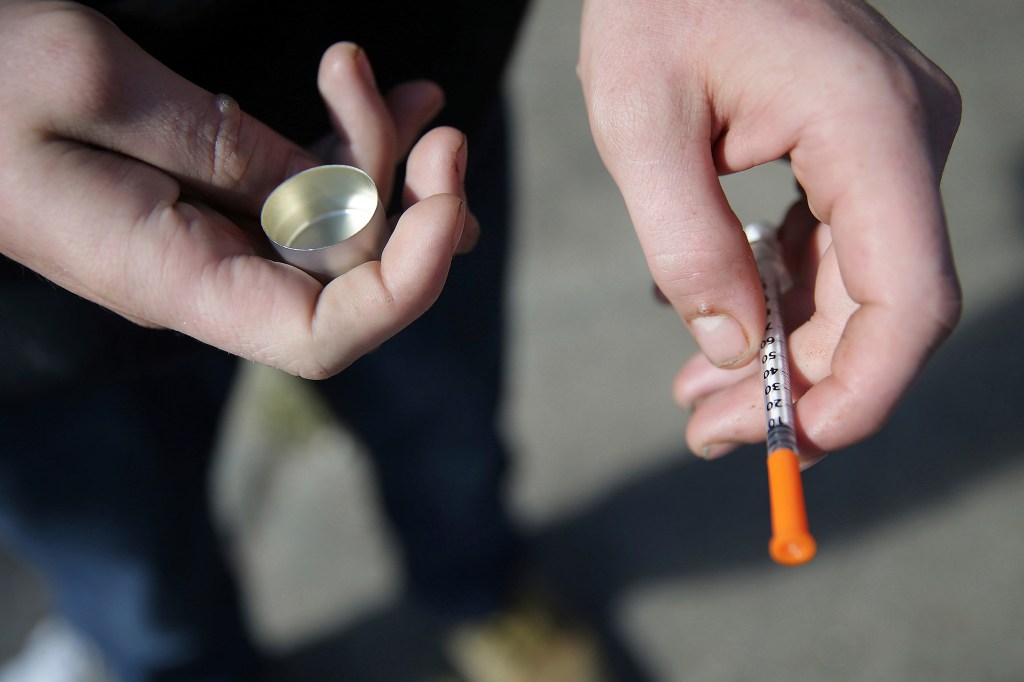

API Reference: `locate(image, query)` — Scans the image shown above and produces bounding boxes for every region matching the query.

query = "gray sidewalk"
[3,1,1023,680]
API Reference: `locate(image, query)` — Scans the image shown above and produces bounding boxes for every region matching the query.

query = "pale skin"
[0,1,476,380]
[579,0,962,463]
[1,1,961,464]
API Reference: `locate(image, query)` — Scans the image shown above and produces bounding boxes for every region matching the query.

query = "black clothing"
[0,0,529,397]
[85,0,530,143]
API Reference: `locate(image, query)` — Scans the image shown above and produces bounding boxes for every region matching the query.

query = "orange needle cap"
[767,448,817,566]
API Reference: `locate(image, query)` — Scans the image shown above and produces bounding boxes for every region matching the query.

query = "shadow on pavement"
[534,281,1024,680]
[272,150,1024,682]
[264,601,457,681]
[523,158,1024,679]
[271,283,1024,681]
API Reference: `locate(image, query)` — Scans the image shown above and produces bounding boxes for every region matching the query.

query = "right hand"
[579,0,962,459]
[0,1,473,379]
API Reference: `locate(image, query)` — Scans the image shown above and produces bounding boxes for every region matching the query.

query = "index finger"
[16,4,319,215]
[580,65,766,369]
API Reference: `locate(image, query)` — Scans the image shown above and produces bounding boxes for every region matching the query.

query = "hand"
[579,0,962,460]
[0,2,474,379]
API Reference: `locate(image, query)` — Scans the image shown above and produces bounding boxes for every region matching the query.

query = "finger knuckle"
[3,4,121,123]
[589,90,639,150]
[870,46,962,139]
[871,47,925,111]
[647,247,707,287]
[587,76,660,162]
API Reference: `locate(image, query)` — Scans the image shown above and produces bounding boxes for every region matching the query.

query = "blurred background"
[3,0,1023,680]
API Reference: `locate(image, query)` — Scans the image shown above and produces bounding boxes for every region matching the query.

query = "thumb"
[587,98,763,368]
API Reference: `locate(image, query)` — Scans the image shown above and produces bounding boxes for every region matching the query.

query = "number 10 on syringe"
[744,223,817,566]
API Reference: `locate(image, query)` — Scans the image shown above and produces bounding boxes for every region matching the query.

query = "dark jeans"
[0,105,516,681]
[317,103,520,616]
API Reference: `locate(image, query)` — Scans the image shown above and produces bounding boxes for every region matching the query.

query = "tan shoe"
[444,595,608,682]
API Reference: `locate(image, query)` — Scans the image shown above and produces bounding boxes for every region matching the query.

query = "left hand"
[0,2,474,381]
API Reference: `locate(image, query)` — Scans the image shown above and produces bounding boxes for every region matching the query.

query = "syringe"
[744,222,817,566]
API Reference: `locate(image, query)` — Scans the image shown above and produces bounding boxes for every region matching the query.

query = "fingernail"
[688,314,751,368]
[354,47,376,87]
[800,452,829,471]
[456,211,481,254]
[454,136,468,184]
[700,442,739,459]
[452,200,467,251]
